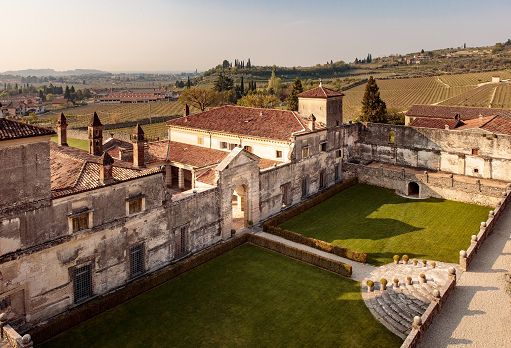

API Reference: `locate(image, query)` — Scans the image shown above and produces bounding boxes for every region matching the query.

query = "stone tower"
[56,113,68,146]
[88,112,103,156]
[297,82,344,128]
[131,124,145,168]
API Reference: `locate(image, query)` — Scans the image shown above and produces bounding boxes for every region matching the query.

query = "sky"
[1,0,510,72]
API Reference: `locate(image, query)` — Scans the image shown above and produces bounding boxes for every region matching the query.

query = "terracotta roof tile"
[0,119,55,141]
[146,141,228,168]
[409,118,461,129]
[297,85,344,98]
[167,105,310,141]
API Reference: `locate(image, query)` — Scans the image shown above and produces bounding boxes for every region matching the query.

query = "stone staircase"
[361,261,458,339]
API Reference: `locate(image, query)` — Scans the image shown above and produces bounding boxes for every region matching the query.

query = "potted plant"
[380,278,388,291]
[393,278,400,288]
[402,255,409,264]
[366,280,375,292]
[406,276,413,285]
[393,255,400,264]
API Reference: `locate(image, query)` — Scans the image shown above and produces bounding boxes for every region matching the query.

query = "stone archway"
[231,184,248,231]
[407,181,420,197]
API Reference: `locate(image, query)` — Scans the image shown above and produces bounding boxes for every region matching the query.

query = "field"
[280,184,491,265]
[41,244,400,348]
[50,137,89,151]
[342,70,511,120]
[39,101,184,128]
[110,122,168,142]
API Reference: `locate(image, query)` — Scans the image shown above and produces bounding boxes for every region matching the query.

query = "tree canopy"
[179,87,220,112]
[286,78,303,111]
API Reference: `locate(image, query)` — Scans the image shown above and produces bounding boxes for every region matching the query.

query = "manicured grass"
[51,136,89,151]
[41,244,400,348]
[281,184,491,265]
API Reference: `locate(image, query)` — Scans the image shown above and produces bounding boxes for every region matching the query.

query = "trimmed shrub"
[402,255,409,264]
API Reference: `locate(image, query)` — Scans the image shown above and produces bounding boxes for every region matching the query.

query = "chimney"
[88,112,103,155]
[185,104,190,116]
[131,124,145,168]
[56,112,68,146]
[308,114,316,131]
[99,152,114,185]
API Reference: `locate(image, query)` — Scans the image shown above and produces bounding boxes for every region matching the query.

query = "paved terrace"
[418,204,511,347]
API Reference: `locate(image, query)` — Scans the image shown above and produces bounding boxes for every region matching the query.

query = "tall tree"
[179,87,220,112]
[240,76,245,96]
[360,76,387,123]
[64,85,70,100]
[214,73,233,92]
[267,67,282,96]
[186,76,191,89]
[286,78,303,111]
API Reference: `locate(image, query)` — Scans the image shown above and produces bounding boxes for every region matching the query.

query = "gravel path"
[253,231,376,280]
[418,206,511,347]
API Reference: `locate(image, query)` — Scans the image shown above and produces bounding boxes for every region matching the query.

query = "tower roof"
[298,85,344,99]
[133,124,145,136]
[89,112,103,127]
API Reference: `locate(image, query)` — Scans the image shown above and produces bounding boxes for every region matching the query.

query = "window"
[281,182,291,207]
[301,146,310,159]
[389,130,395,144]
[129,244,145,278]
[197,136,204,145]
[229,143,237,150]
[220,141,228,149]
[179,226,187,256]
[73,264,93,303]
[243,145,252,153]
[319,170,326,189]
[474,168,479,174]
[276,150,282,158]
[301,177,308,198]
[336,149,342,158]
[128,197,143,215]
[335,165,340,182]
[72,213,89,232]
[472,148,479,156]
[320,142,327,152]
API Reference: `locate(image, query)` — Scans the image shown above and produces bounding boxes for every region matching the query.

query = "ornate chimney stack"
[88,112,103,156]
[131,124,145,168]
[56,112,68,146]
[185,104,190,116]
[99,152,114,185]
[308,114,316,131]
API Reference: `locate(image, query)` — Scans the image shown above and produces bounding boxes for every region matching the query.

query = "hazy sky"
[2,0,510,72]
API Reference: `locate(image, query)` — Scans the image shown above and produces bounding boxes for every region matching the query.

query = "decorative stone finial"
[471,235,478,242]
[432,289,440,299]
[460,250,467,258]
[448,267,456,276]
[21,334,32,344]
[480,222,486,228]
[413,316,422,328]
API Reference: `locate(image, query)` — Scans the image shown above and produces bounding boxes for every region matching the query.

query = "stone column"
[178,167,185,190]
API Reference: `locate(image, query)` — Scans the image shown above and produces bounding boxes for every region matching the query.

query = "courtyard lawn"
[51,136,89,151]
[281,184,491,265]
[41,244,401,348]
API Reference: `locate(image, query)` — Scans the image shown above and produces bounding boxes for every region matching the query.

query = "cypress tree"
[286,78,303,111]
[240,76,245,95]
[186,76,191,89]
[360,76,387,123]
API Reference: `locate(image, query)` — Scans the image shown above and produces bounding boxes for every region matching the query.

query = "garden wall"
[262,179,368,263]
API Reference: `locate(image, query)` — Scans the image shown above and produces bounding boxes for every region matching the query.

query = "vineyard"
[110,122,168,142]
[342,70,511,120]
[39,101,185,128]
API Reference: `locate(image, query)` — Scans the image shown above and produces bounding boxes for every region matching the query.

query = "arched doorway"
[408,182,420,197]
[231,184,248,232]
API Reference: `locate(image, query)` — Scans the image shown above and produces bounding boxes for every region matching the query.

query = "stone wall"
[343,162,506,206]
[344,123,511,182]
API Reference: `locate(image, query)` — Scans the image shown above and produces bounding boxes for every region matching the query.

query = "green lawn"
[51,136,89,151]
[281,184,491,265]
[41,244,400,348]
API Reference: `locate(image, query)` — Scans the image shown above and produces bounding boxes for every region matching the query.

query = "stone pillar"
[56,113,68,146]
[483,158,492,179]
[178,167,185,190]
[165,164,172,188]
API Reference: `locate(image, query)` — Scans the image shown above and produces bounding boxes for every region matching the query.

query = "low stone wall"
[262,178,368,263]
[401,270,457,348]
[248,234,352,277]
[344,162,506,206]
[0,321,33,348]
[460,184,511,271]
[29,235,248,345]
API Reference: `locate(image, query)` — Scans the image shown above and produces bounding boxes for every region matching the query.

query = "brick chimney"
[185,104,190,116]
[308,114,316,131]
[88,112,103,156]
[99,152,114,185]
[56,112,68,146]
[131,124,145,168]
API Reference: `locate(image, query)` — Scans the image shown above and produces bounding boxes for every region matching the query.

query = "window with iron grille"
[228,143,237,150]
[129,244,145,278]
[73,264,93,303]
[72,213,89,232]
[301,177,308,198]
[319,170,326,189]
[335,165,340,182]
[301,146,310,159]
[179,226,187,255]
[220,141,228,149]
[276,150,282,158]
[128,197,143,215]
[320,142,327,152]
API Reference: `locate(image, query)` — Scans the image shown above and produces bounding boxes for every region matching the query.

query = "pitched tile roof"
[50,143,160,198]
[0,118,55,141]
[145,141,228,168]
[167,105,313,141]
[410,114,511,135]
[406,105,511,120]
[297,85,344,98]
[409,118,462,129]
